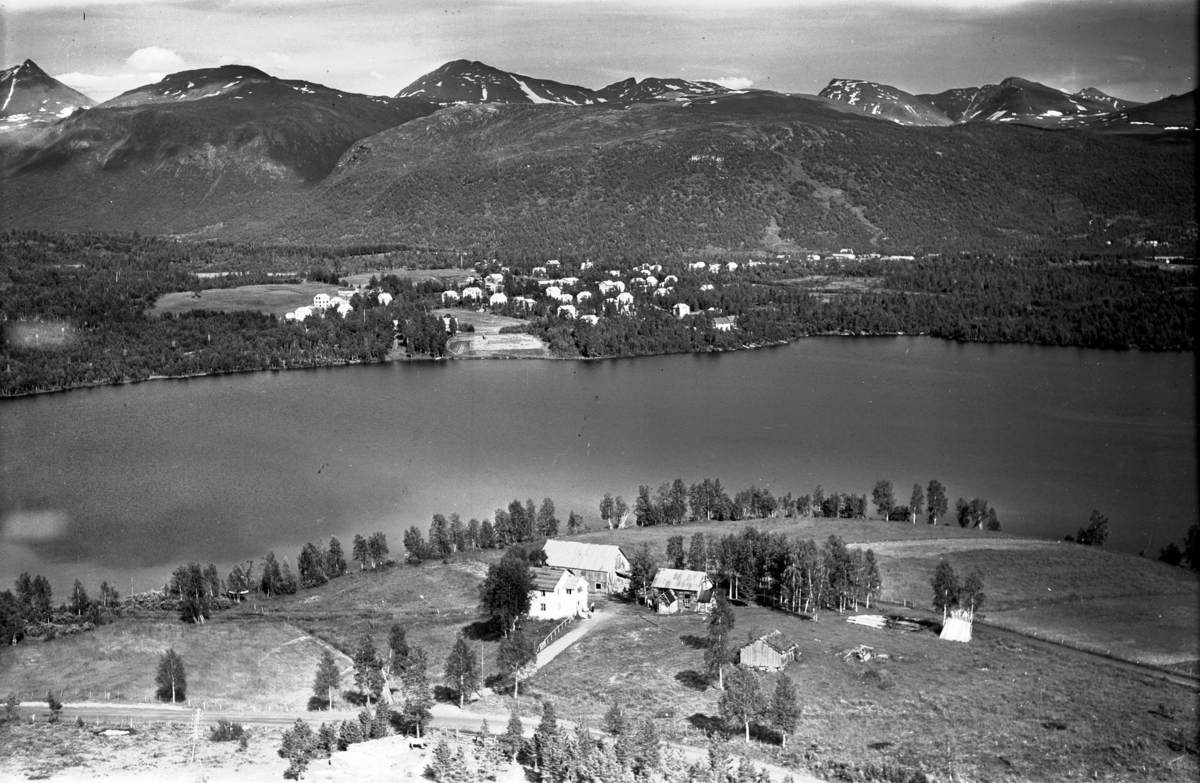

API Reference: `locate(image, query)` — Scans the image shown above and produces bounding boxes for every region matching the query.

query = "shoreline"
[1,330,1188,400]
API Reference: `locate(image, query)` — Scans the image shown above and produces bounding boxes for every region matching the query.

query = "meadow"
[519,603,1198,782]
[153,282,340,318]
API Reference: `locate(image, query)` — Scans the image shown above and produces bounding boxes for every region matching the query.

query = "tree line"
[0,573,120,645]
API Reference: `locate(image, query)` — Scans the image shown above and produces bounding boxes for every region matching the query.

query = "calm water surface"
[1,337,1194,594]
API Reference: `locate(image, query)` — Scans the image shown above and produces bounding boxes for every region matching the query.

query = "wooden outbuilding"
[542,540,631,594]
[651,568,714,614]
[739,630,799,670]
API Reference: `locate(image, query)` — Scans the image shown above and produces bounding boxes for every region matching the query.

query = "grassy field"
[153,283,340,317]
[221,558,507,704]
[0,618,339,710]
[518,603,1199,782]
[434,308,529,334]
[344,267,471,286]
[566,520,1200,670]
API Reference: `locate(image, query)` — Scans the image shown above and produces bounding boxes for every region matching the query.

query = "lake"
[1,337,1195,595]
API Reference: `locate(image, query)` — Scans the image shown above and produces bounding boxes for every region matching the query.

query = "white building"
[377,292,393,306]
[489,292,508,306]
[441,290,460,304]
[579,314,599,325]
[557,304,578,319]
[576,291,594,302]
[672,302,691,318]
[313,293,332,309]
[461,287,484,302]
[615,292,635,311]
[545,286,562,300]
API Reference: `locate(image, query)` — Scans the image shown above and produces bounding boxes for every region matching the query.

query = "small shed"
[651,569,714,614]
[739,630,799,670]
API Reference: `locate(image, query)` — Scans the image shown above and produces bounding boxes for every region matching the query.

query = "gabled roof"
[652,568,712,593]
[529,566,583,593]
[742,630,798,654]
[543,540,629,573]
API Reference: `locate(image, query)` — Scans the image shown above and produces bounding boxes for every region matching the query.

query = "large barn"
[541,540,631,594]
[738,630,799,670]
[650,568,714,614]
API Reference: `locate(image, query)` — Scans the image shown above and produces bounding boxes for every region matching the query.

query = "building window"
[540,604,546,612]
[596,583,602,591]
[566,589,572,595]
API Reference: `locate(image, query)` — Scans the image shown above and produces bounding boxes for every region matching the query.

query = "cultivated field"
[0,618,341,711]
[153,283,340,318]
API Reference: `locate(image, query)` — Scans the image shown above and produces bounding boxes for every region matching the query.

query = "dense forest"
[0,231,1193,396]
[518,255,1195,357]
[0,232,449,396]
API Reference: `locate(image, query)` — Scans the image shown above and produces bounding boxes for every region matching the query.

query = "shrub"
[210,719,246,742]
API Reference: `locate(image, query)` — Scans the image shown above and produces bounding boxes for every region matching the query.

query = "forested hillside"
[272,98,1195,256]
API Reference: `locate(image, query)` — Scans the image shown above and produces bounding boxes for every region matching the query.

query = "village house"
[738,630,799,670]
[544,286,562,300]
[441,290,460,304]
[313,293,332,308]
[528,567,589,620]
[460,286,484,302]
[650,569,714,614]
[615,292,635,311]
[377,292,393,306]
[712,316,736,332]
[489,292,508,307]
[579,314,599,325]
[576,291,594,302]
[542,540,631,594]
[672,302,691,318]
[557,304,577,319]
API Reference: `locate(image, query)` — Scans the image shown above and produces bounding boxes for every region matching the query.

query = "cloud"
[127,46,185,72]
[55,71,166,103]
[708,76,754,90]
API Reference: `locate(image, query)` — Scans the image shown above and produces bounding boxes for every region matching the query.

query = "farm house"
[527,567,589,620]
[739,630,799,670]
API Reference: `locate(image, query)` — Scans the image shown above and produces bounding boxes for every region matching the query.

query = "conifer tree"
[352,632,383,704]
[769,675,800,748]
[500,704,525,762]
[444,635,481,708]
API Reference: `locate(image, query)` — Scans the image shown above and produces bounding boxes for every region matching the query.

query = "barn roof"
[652,568,711,593]
[742,630,798,654]
[529,567,581,592]
[543,540,628,573]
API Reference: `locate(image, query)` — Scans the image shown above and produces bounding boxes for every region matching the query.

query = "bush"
[210,719,246,742]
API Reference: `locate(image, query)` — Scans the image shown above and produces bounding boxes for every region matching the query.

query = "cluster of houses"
[528,539,799,671]
[284,289,393,322]
[438,261,740,327]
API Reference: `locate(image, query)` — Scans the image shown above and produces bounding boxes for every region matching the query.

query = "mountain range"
[0,58,1193,254]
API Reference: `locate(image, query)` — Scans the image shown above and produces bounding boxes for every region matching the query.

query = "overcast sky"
[2,0,1195,104]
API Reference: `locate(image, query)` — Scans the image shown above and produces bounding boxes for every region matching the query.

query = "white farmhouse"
[377,292,393,306]
[545,286,562,300]
[672,302,691,318]
[313,293,332,309]
[557,304,578,318]
[528,567,589,620]
[489,292,508,307]
[615,292,635,311]
[576,291,594,302]
[461,287,484,302]
[441,290,460,304]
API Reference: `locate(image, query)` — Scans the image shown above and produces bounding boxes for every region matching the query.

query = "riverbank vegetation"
[2,230,1194,396]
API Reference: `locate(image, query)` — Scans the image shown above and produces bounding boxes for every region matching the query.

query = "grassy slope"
[153,282,341,318]
[520,604,1198,782]
[0,618,338,710]
[568,519,1200,667]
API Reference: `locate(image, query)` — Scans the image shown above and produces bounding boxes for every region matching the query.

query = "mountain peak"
[818,78,951,126]
[1,58,95,128]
